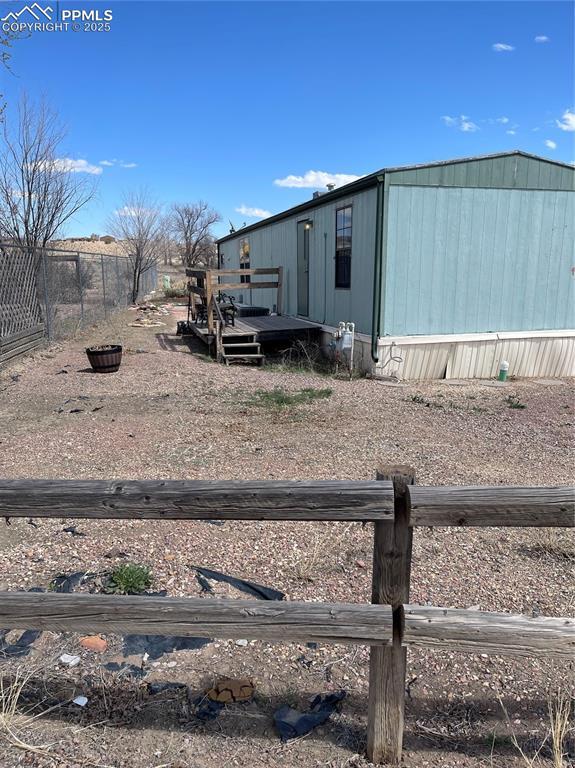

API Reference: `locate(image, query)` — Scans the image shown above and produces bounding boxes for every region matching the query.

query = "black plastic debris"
[103,662,146,679]
[0,588,45,659]
[192,695,224,721]
[122,634,210,660]
[63,526,85,537]
[273,691,346,741]
[50,571,95,593]
[195,572,213,594]
[192,567,285,601]
[0,628,43,658]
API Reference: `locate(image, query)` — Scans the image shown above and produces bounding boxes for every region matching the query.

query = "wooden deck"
[187,314,322,345]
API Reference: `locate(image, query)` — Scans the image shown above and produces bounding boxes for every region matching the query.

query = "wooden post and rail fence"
[185,266,283,334]
[0,472,573,764]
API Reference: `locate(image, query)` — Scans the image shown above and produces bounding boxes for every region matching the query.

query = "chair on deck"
[217,293,237,327]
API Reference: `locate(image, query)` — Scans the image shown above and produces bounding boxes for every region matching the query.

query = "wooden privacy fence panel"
[0,324,45,368]
[0,246,43,337]
[0,473,573,765]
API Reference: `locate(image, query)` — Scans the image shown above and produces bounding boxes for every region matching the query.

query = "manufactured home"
[217,151,575,379]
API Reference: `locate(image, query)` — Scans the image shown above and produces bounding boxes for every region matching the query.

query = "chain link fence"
[0,243,158,346]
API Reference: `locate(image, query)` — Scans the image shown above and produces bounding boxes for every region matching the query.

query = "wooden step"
[223,353,265,367]
[224,353,264,360]
[223,342,261,354]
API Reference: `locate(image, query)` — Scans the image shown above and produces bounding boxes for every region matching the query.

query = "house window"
[239,238,250,283]
[335,206,352,289]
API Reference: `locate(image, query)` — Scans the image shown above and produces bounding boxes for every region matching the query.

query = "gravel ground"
[0,307,573,768]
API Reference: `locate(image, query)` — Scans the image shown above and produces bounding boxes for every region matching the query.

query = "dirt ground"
[0,306,573,768]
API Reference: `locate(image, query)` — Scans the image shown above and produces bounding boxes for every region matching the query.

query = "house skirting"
[373,329,575,380]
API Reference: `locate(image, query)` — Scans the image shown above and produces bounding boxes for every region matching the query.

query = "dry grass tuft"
[0,666,57,755]
[498,671,574,768]
[548,683,574,768]
[528,529,575,561]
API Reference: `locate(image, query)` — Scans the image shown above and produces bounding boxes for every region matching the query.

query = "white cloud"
[235,204,271,219]
[461,118,479,132]
[496,116,509,124]
[99,158,137,169]
[273,170,361,189]
[54,158,102,175]
[441,115,479,132]
[115,206,140,217]
[506,129,517,135]
[544,139,557,149]
[492,42,515,52]
[534,35,549,43]
[556,109,575,132]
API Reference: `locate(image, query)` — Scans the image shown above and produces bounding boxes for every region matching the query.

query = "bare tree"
[169,201,221,268]
[157,233,179,266]
[1,27,21,119]
[108,190,165,303]
[0,97,96,247]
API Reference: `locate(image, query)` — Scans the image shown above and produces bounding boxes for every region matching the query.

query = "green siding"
[217,153,574,342]
[218,187,377,334]
[383,185,575,336]
[386,154,575,191]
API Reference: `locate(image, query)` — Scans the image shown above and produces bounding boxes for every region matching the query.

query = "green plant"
[506,394,527,410]
[410,393,426,404]
[249,387,333,408]
[105,563,152,595]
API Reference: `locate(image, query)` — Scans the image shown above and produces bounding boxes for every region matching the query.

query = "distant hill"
[49,237,126,257]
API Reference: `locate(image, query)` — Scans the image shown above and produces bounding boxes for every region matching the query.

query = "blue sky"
[1,0,573,238]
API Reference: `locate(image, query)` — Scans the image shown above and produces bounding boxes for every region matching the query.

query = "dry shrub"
[530,529,575,561]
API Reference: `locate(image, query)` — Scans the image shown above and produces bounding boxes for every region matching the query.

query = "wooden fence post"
[206,270,214,334]
[367,464,415,764]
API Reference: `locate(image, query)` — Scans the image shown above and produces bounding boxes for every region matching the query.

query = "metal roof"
[217,151,574,244]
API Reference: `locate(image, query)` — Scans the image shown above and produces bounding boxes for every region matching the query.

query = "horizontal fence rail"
[1,479,572,526]
[409,485,575,527]
[0,479,395,521]
[0,594,573,657]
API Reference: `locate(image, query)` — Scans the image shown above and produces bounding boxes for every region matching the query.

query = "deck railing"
[186,267,283,332]
[0,470,573,764]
